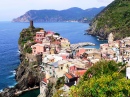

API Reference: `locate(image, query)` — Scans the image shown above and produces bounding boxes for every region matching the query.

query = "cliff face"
[88,0,130,40]
[0,26,45,97]
[12,7,105,22]
[15,27,45,90]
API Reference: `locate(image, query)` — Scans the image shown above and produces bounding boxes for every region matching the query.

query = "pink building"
[59,53,69,60]
[100,43,109,52]
[31,43,50,55]
[76,48,86,57]
[46,31,54,37]
[35,30,45,43]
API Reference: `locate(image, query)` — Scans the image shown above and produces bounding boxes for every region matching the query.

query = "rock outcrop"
[0,23,45,97]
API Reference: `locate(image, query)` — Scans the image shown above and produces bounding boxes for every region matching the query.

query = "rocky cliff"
[87,0,130,40]
[0,24,45,97]
[12,7,105,22]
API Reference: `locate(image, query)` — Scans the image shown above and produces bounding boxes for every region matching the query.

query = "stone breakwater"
[70,42,95,50]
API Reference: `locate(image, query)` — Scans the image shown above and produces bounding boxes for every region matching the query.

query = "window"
[50,67,51,69]
[33,47,36,49]
[61,67,63,70]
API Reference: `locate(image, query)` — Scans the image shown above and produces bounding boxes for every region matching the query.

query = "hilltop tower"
[108,33,114,43]
[29,20,35,29]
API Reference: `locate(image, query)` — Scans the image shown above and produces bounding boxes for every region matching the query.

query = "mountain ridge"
[12,7,105,22]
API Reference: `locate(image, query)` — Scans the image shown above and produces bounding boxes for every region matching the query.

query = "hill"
[87,0,130,40]
[12,7,105,22]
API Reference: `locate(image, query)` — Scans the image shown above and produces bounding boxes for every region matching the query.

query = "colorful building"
[35,30,45,43]
[31,43,50,55]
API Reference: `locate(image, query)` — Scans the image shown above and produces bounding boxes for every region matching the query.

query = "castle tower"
[108,33,114,43]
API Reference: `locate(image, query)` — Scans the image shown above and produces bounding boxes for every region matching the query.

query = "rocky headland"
[0,22,45,97]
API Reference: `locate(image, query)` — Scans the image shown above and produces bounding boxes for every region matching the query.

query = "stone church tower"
[108,33,114,43]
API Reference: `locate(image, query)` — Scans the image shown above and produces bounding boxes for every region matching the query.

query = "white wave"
[0,89,3,93]
[8,85,14,88]
[10,70,15,73]
[7,70,16,78]
[7,75,15,79]
[10,70,16,75]
[17,50,21,55]
[8,83,17,88]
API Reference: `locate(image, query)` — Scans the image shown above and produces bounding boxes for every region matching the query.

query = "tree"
[70,60,130,97]
[54,33,60,36]
[70,73,130,97]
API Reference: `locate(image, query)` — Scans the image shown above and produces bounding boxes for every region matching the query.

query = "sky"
[0,0,114,21]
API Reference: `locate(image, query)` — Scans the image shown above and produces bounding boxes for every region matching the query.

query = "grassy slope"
[93,0,130,39]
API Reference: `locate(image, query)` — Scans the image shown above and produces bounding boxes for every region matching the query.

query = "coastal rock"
[0,88,16,97]
[0,27,45,97]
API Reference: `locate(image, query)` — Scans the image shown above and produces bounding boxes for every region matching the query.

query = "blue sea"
[0,22,107,92]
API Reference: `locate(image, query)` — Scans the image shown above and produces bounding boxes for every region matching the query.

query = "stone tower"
[108,33,114,43]
[29,20,35,28]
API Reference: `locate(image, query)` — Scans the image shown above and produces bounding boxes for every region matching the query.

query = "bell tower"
[108,33,114,43]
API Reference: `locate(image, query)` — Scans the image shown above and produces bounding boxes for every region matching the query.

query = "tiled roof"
[65,73,74,79]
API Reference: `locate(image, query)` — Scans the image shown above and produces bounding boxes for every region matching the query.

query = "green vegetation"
[53,90,64,97]
[18,27,43,53]
[55,77,65,89]
[69,60,130,97]
[54,33,60,36]
[53,77,65,97]
[24,45,32,54]
[46,83,54,97]
[93,0,130,39]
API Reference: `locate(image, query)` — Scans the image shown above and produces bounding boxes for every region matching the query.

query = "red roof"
[43,78,47,83]
[65,73,74,79]
[74,70,86,77]
[61,55,67,60]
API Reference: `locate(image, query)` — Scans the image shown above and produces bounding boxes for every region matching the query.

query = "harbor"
[70,42,95,50]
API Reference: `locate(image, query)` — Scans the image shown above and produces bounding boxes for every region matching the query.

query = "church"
[108,33,119,48]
